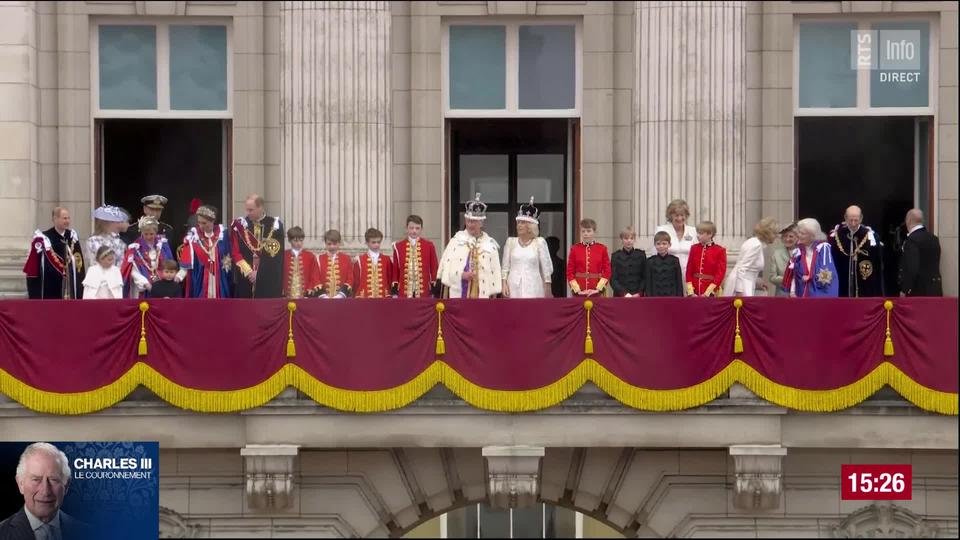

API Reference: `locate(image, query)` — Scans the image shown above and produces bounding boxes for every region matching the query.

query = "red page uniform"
[317,252,354,297]
[566,242,611,295]
[391,238,439,298]
[685,242,727,296]
[354,252,393,298]
[283,248,321,298]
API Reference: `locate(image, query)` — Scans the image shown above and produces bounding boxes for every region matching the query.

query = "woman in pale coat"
[766,223,798,297]
[654,199,698,275]
[85,205,129,270]
[723,217,779,296]
[502,198,554,298]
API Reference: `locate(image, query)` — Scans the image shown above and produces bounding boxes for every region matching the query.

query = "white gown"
[722,236,765,296]
[502,237,554,298]
[654,224,697,276]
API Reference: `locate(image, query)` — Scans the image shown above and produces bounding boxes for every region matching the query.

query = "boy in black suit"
[150,259,185,298]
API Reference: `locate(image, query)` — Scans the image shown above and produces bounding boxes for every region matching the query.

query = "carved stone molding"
[240,444,300,510]
[482,446,545,510]
[729,444,787,510]
[159,507,198,538]
[833,502,937,538]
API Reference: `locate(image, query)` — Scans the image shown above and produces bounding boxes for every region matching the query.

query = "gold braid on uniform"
[468,244,480,299]
[326,256,339,295]
[289,255,303,299]
[406,241,423,297]
[833,230,871,258]
[365,256,383,298]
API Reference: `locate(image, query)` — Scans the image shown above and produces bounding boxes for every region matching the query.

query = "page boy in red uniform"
[685,221,727,297]
[282,226,321,298]
[354,227,393,298]
[317,229,353,298]
[566,218,611,297]
[391,214,440,298]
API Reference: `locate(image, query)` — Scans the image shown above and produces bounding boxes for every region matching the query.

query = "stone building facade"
[0,0,956,295]
[0,1,957,538]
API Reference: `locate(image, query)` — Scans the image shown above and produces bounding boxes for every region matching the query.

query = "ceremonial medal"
[263,237,282,257]
[816,267,833,286]
[222,255,233,272]
[858,260,873,280]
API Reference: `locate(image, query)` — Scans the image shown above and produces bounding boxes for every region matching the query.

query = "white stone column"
[0,1,40,251]
[634,1,746,244]
[280,1,392,249]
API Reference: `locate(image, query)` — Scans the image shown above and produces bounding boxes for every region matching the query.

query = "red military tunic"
[391,238,439,298]
[283,248,321,298]
[566,242,611,295]
[353,252,393,298]
[317,251,354,297]
[685,242,727,296]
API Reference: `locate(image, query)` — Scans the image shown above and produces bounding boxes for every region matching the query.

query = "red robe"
[317,251,354,297]
[566,242,611,295]
[283,249,321,298]
[685,242,727,296]
[353,253,393,298]
[391,238,439,298]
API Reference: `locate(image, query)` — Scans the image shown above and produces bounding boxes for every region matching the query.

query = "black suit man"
[899,209,942,297]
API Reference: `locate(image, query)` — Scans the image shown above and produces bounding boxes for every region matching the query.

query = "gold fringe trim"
[138,302,149,356]
[884,300,895,357]
[0,360,955,416]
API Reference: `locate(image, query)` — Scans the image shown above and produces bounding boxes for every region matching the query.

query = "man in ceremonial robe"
[179,205,233,298]
[829,205,884,297]
[122,195,174,243]
[23,207,85,299]
[391,215,440,298]
[316,229,354,298]
[121,216,175,298]
[438,194,501,299]
[231,194,285,298]
[283,226,321,298]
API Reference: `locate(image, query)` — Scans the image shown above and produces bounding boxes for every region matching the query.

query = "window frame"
[442,17,582,118]
[91,17,234,119]
[793,15,938,117]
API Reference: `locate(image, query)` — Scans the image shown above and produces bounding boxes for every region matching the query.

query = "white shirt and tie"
[24,507,62,540]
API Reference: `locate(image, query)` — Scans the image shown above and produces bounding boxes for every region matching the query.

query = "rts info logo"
[852,30,922,83]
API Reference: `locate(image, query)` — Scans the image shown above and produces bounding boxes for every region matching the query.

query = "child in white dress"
[82,245,124,299]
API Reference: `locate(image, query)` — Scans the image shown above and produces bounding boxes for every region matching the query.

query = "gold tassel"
[138,302,149,356]
[435,302,446,355]
[286,302,297,358]
[584,300,594,355]
[733,298,744,354]
[883,300,894,357]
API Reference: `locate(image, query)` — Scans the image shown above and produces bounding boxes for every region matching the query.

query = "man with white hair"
[438,193,502,298]
[0,442,89,540]
[828,205,885,297]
